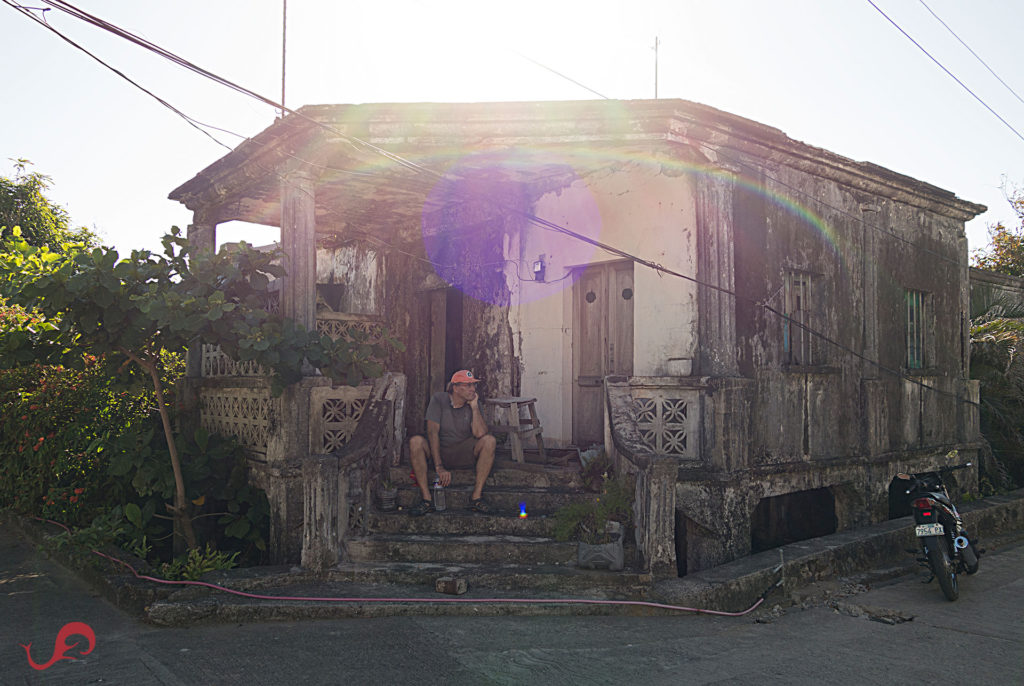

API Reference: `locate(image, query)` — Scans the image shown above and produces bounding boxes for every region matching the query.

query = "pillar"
[696,169,739,376]
[184,209,217,379]
[280,170,317,333]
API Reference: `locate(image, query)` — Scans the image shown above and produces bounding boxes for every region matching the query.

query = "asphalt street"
[3,524,1022,685]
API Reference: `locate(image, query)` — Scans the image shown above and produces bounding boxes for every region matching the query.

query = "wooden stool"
[484,397,546,464]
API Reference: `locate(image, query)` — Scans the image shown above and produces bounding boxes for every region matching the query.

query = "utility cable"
[31,0,439,178]
[918,0,1024,110]
[512,43,974,272]
[3,0,237,152]
[510,48,611,99]
[866,0,1024,145]
[6,0,982,408]
[16,0,975,273]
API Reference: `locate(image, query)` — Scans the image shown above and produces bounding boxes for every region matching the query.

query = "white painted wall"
[508,161,699,445]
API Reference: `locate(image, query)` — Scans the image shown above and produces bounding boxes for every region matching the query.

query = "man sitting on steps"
[408,370,496,516]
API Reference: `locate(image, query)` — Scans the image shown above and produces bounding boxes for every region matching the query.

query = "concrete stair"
[339,454,649,599]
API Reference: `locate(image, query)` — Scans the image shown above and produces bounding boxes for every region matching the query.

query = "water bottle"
[433,478,446,511]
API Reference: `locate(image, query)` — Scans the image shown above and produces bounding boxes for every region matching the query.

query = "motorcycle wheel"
[925,536,959,601]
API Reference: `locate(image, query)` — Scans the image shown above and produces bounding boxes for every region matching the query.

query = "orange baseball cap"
[449,370,480,386]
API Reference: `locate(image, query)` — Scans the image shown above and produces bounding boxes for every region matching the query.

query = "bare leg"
[471,434,497,500]
[409,435,433,501]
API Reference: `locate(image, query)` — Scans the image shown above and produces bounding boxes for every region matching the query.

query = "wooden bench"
[484,397,546,464]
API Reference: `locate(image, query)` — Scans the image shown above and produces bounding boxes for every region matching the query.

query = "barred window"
[906,289,928,369]
[783,271,815,365]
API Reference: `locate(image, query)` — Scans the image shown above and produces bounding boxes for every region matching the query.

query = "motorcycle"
[895,463,981,601]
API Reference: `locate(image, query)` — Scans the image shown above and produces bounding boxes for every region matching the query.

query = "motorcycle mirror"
[895,473,910,480]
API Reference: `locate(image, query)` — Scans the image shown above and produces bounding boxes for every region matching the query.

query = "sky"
[2,0,1023,257]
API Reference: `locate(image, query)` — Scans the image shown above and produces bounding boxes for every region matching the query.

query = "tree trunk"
[123,348,197,550]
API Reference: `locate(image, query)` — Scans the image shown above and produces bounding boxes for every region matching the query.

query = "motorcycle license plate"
[915,523,944,537]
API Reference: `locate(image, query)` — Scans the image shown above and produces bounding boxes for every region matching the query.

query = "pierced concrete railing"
[301,372,407,571]
[603,376,682,577]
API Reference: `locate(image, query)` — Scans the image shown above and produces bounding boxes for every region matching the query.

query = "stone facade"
[170,99,984,573]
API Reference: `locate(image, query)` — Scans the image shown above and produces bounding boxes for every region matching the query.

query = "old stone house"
[170,99,984,575]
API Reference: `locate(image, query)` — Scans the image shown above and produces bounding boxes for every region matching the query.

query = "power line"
[7,0,979,407]
[918,0,1024,110]
[509,41,970,271]
[866,0,1024,145]
[510,49,611,100]
[3,1,239,152]
[32,0,441,178]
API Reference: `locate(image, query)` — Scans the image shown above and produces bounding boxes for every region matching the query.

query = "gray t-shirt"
[425,391,474,448]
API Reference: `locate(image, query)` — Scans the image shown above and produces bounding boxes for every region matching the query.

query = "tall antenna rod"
[280,0,287,118]
[653,36,659,99]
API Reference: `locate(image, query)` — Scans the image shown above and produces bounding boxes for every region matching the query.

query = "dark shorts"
[439,437,479,469]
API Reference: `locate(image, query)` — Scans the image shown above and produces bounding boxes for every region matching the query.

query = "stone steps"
[350,460,647,600]
[347,533,579,565]
[386,460,584,490]
[394,485,598,513]
[329,561,648,595]
[368,510,559,537]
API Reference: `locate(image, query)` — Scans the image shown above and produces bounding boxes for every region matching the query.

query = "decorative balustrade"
[201,344,265,377]
[309,385,372,453]
[198,387,277,456]
[201,313,384,378]
[315,312,385,343]
[631,383,701,459]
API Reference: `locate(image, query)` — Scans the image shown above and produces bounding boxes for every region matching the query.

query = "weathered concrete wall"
[970,266,1024,312]
[315,244,382,315]
[512,158,700,445]
[170,98,987,573]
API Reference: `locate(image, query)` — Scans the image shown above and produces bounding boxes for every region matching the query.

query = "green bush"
[0,348,269,568]
[554,475,634,544]
[0,358,149,525]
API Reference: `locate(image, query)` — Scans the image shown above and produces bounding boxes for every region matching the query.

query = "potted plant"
[554,475,633,571]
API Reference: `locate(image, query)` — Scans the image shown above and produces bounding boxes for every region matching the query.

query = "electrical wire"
[510,48,611,100]
[918,0,1024,110]
[3,0,238,152]
[5,0,983,407]
[866,0,1024,145]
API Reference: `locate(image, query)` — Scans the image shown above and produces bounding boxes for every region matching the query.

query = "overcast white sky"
[2,0,1022,256]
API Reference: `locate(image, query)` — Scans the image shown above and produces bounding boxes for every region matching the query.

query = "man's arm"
[467,392,488,438]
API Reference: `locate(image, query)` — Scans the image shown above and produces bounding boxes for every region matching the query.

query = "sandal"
[409,499,435,517]
[468,497,493,514]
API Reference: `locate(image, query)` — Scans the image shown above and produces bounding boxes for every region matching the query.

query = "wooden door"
[572,262,634,445]
[426,288,463,397]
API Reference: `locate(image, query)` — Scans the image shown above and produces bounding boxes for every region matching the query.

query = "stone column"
[280,170,317,333]
[301,453,345,570]
[186,208,217,256]
[860,204,880,380]
[702,377,754,472]
[696,170,739,377]
[184,209,217,379]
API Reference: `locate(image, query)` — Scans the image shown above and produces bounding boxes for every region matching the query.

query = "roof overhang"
[169,99,987,236]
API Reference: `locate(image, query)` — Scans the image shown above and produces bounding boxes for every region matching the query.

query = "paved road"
[3,525,1022,685]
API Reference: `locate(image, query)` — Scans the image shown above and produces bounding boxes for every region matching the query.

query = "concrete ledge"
[8,488,1023,624]
[2,514,176,616]
[652,488,1024,612]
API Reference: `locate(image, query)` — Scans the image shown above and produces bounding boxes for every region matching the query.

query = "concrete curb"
[651,488,1024,612]
[7,488,1024,624]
